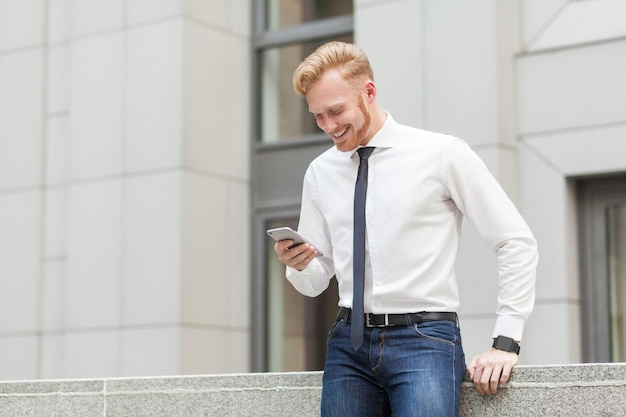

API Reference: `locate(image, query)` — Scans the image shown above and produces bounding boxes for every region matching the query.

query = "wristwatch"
[492,335,520,355]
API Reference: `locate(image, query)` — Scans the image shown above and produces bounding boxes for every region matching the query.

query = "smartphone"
[266,227,324,257]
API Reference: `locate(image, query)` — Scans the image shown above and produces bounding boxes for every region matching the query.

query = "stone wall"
[0,364,625,416]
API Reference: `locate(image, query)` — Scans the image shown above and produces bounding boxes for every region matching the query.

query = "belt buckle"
[366,313,388,328]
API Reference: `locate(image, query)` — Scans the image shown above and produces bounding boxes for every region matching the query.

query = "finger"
[499,363,513,385]
[489,366,503,394]
[467,357,478,379]
[479,368,493,396]
[277,241,299,262]
[291,251,317,270]
[275,240,294,255]
[472,367,487,396]
[284,244,316,269]
[292,244,316,262]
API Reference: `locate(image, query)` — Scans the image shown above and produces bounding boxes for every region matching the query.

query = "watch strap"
[492,335,521,354]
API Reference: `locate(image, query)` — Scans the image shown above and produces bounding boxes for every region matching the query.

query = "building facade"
[0,0,625,380]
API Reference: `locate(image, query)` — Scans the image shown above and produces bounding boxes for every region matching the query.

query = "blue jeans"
[321,317,466,417]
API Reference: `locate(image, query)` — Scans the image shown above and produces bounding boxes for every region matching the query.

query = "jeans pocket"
[412,321,458,346]
[327,318,344,340]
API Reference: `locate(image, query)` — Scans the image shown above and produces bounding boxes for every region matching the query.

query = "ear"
[364,81,377,102]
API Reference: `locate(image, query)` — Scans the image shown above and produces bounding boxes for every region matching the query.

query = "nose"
[320,116,337,134]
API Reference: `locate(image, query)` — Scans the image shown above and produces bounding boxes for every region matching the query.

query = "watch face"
[495,337,513,350]
[494,336,518,353]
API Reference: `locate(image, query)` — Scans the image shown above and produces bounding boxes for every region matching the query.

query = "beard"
[356,95,372,146]
[335,95,372,152]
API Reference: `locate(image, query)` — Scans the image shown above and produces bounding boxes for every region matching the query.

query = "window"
[265,218,338,371]
[251,0,353,372]
[607,203,626,361]
[261,35,353,143]
[266,0,353,30]
[578,175,626,362]
[254,0,354,144]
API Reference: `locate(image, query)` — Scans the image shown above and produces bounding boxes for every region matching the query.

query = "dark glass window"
[252,0,353,373]
[578,175,626,362]
[260,34,353,143]
[265,219,338,371]
[607,203,626,361]
[266,0,353,30]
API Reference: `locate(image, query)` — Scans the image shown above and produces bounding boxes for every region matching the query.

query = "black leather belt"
[337,307,457,328]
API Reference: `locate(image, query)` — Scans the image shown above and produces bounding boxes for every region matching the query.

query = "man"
[274,41,538,417]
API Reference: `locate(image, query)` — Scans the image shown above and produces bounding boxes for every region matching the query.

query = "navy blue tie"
[351,147,375,350]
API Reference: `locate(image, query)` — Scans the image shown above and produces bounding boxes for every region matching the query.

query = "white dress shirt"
[286,113,538,341]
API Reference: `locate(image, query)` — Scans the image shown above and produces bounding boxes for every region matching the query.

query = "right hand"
[274,240,318,271]
[467,348,519,395]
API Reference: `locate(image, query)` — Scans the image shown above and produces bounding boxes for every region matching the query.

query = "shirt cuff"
[492,315,526,342]
[285,262,322,297]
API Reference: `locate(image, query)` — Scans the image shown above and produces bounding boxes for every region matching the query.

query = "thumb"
[467,356,478,378]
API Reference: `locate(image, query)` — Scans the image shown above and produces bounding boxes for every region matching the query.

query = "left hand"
[467,348,519,395]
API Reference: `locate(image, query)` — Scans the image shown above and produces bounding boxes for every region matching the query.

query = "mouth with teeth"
[330,127,349,139]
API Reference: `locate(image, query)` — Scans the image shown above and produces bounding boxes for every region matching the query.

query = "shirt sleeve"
[444,138,538,341]
[286,261,333,297]
[285,165,335,297]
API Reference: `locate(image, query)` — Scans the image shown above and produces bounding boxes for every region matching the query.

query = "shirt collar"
[350,111,396,157]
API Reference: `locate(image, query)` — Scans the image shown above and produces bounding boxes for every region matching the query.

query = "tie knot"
[357,147,375,161]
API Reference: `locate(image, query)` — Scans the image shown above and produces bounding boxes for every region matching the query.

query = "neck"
[366,104,387,141]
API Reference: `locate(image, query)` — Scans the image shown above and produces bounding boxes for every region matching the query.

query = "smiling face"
[305,69,375,152]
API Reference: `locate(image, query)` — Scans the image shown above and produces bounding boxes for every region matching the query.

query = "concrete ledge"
[461,363,626,416]
[0,364,625,416]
